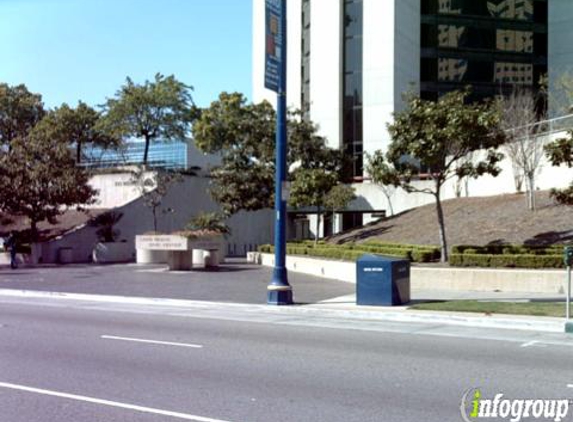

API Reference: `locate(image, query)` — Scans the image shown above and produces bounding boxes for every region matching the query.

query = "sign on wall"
[264,0,283,93]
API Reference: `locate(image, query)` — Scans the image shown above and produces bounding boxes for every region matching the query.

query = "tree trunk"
[384,192,394,216]
[143,135,150,165]
[528,174,536,211]
[314,206,321,246]
[30,220,38,243]
[152,207,158,232]
[76,141,82,164]
[332,208,337,236]
[434,191,448,262]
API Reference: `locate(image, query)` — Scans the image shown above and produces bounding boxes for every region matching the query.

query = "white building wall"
[352,131,573,222]
[309,0,343,148]
[40,174,274,263]
[362,0,395,158]
[362,0,419,159]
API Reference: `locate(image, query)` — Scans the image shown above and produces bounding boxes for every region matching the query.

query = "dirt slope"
[330,191,573,247]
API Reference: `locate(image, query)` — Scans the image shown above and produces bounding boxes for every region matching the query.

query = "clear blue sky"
[0,0,253,109]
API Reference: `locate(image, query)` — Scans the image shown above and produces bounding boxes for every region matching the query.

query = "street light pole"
[267,0,293,305]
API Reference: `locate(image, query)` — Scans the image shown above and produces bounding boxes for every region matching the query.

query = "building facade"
[253,0,572,236]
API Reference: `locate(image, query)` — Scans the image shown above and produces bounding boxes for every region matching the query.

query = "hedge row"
[450,253,564,269]
[452,244,565,256]
[258,242,438,263]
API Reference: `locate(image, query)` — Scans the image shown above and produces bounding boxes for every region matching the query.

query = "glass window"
[494,62,533,85]
[438,58,468,82]
[344,0,363,38]
[496,29,533,53]
[344,37,362,72]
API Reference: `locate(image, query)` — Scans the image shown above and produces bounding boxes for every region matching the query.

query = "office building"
[253,1,573,236]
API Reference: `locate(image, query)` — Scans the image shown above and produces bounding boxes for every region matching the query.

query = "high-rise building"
[253,0,571,234]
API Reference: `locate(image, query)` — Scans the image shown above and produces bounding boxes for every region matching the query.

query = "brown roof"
[0,209,110,241]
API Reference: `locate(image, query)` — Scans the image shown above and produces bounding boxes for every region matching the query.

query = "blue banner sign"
[264,0,283,93]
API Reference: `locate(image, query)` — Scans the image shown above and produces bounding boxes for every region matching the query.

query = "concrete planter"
[135,234,223,270]
[92,242,133,264]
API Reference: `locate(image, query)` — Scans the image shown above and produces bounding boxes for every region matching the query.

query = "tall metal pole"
[268,0,293,305]
[567,265,571,320]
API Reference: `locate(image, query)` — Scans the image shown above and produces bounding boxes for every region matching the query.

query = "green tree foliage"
[289,169,338,245]
[193,92,275,214]
[101,73,195,165]
[90,211,124,242]
[0,83,45,148]
[192,92,344,215]
[0,130,97,241]
[186,212,231,235]
[365,151,401,216]
[324,184,356,235]
[377,90,506,262]
[544,132,573,205]
[36,102,120,164]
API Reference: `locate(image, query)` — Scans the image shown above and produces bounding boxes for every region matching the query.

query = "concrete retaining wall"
[249,252,566,294]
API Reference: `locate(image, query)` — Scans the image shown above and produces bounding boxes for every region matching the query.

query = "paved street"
[1,293,573,422]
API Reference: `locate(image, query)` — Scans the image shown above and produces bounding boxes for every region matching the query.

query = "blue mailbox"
[356,254,410,306]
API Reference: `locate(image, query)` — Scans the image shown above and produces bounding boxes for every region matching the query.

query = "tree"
[324,184,356,234]
[545,132,573,205]
[101,74,195,165]
[0,83,45,148]
[289,168,338,245]
[193,92,344,215]
[90,211,124,242]
[37,102,120,164]
[193,92,275,214]
[378,90,506,262]
[499,87,544,210]
[0,130,97,241]
[132,167,183,232]
[365,151,400,216]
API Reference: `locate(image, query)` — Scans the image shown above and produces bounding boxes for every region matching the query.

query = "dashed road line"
[101,335,203,349]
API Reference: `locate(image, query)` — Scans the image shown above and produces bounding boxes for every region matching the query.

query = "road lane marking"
[0,382,235,422]
[567,384,573,389]
[101,335,203,349]
[520,340,546,348]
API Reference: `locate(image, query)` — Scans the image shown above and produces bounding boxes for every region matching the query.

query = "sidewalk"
[0,260,569,333]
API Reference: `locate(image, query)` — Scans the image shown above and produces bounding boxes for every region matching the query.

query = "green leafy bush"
[450,253,564,269]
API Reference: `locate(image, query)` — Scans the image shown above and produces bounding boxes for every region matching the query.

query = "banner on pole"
[264,0,283,93]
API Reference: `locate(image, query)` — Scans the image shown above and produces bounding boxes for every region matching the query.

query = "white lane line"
[520,340,546,348]
[101,335,203,349]
[0,382,235,422]
[567,384,573,389]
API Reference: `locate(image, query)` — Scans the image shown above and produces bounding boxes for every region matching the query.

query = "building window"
[301,0,311,118]
[343,0,363,179]
[420,0,547,100]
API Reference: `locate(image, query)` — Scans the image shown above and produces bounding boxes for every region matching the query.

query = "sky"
[0,0,253,109]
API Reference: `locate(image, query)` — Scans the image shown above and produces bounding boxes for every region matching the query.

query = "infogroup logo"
[460,388,571,422]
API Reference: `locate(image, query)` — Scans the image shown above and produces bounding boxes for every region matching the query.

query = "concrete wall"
[350,130,573,223]
[253,253,566,294]
[39,173,274,263]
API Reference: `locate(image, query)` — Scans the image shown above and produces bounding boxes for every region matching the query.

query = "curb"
[0,288,567,334]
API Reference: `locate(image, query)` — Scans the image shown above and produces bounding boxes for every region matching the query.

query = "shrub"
[450,253,564,269]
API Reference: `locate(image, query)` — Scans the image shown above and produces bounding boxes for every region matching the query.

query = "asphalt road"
[1,296,573,422]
